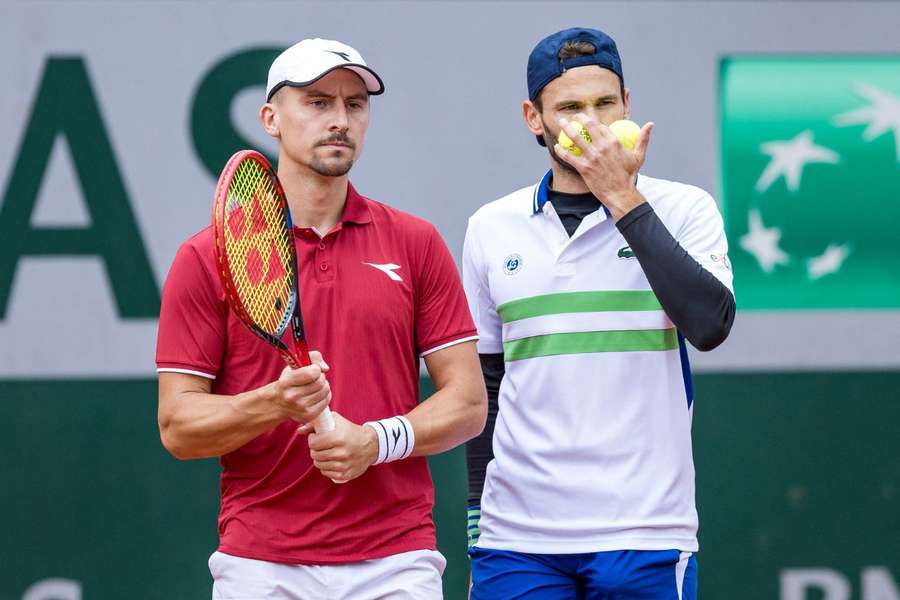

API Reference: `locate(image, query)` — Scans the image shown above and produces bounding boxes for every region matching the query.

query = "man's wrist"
[606,188,646,221]
[261,382,285,418]
[233,382,286,420]
[363,416,415,464]
[362,424,380,466]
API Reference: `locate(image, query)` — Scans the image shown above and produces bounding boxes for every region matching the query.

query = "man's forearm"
[158,375,286,460]
[159,356,332,460]
[407,342,487,456]
[406,381,487,456]
[616,203,735,351]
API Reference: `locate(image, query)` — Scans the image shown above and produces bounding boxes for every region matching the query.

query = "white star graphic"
[807,244,851,280]
[755,130,840,193]
[833,83,900,162]
[740,209,790,273]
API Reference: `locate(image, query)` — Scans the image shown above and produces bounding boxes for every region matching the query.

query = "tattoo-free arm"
[157,354,332,459]
[408,341,487,456]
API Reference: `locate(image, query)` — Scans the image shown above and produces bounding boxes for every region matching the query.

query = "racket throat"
[291,314,306,340]
[290,315,313,367]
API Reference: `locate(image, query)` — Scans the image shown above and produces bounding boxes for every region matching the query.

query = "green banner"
[3,374,898,599]
[721,56,900,309]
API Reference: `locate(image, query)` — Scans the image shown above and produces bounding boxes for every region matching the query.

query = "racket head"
[212,150,302,362]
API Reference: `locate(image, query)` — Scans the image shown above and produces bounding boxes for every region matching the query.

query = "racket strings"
[223,160,296,337]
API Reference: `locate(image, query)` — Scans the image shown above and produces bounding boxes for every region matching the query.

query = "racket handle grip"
[313,406,335,432]
[315,407,342,485]
[289,345,333,432]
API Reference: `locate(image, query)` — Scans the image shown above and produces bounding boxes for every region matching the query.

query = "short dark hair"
[532,40,625,111]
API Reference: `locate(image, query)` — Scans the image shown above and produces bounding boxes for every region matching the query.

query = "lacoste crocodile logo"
[617,246,636,259]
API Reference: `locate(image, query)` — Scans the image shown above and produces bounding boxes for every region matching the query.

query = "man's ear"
[260,102,280,138]
[522,100,544,138]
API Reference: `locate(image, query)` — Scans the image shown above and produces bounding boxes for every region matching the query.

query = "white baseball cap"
[265,38,385,101]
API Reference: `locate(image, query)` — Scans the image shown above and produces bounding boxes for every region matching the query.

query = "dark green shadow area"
[693,372,900,598]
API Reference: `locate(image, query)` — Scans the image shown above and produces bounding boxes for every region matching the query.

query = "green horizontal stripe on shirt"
[504,328,679,361]
[497,291,662,323]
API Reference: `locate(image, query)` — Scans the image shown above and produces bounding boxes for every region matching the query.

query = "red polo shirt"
[156,183,477,564]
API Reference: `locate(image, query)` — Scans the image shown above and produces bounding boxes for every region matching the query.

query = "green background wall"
[2,372,897,599]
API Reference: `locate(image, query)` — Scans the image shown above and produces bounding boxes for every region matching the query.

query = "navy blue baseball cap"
[527,27,623,102]
[527,28,624,147]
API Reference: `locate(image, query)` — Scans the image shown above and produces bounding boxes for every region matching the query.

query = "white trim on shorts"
[676,551,692,600]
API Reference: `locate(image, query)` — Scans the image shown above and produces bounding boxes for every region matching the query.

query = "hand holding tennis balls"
[554,117,653,221]
[558,120,592,156]
[558,119,641,154]
[608,119,641,151]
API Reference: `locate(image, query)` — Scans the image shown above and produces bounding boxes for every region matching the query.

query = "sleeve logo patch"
[711,253,732,271]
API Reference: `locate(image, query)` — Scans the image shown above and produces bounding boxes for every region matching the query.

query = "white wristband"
[364,416,415,464]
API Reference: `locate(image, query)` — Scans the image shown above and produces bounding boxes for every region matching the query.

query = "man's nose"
[329,103,350,131]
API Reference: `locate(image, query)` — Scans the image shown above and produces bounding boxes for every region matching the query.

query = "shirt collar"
[532,169,635,218]
[341,182,373,225]
[532,169,553,215]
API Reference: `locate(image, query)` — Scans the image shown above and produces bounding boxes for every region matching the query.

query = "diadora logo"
[503,254,523,275]
[363,262,403,281]
[617,245,636,259]
[325,50,351,62]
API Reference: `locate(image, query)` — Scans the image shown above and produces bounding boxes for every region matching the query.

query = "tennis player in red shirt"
[156,38,486,599]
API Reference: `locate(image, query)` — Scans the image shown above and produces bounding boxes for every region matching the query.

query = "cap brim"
[267,64,385,101]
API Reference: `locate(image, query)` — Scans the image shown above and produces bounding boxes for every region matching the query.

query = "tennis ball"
[558,120,591,156]
[609,119,641,151]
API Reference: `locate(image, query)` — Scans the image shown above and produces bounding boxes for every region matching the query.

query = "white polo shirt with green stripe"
[462,170,733,554]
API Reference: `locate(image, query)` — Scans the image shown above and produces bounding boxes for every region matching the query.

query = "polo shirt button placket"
[315,236,333,281]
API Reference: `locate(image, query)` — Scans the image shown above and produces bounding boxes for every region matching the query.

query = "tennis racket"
[212,149,335,433]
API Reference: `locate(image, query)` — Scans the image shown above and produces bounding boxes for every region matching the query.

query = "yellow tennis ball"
[558,120,592,156]
[609,119,641,150]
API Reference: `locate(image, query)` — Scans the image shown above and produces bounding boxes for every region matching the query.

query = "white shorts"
[209,548,446,600]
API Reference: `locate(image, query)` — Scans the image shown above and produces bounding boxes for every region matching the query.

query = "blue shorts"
[469,547,697,600]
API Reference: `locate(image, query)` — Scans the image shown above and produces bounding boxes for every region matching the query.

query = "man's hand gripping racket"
[212,150,335,433]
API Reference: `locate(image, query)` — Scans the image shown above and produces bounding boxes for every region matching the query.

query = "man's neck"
[548,162,590,194]
[278,159,348,235]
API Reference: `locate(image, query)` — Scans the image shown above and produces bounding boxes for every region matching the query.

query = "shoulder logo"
[503,254,523,275]
[617,245,636,259]
[363,262,403,281]
[710,253,732,271]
